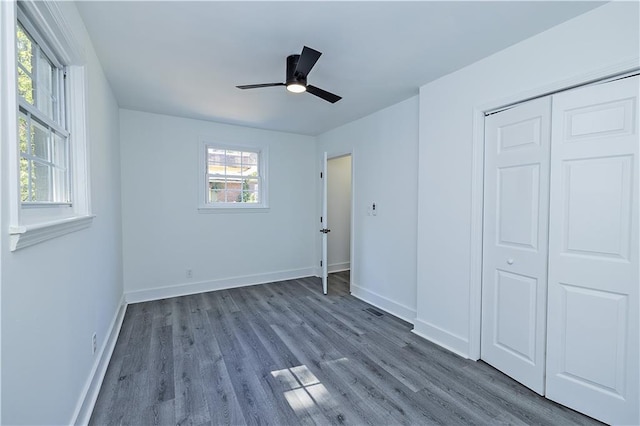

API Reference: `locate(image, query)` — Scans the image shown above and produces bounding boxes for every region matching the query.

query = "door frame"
[321,148,356,293]
[467,59,640,360]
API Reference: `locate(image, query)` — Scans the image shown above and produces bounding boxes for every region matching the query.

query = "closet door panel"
[546,76,639,425]
[481,97,551,395]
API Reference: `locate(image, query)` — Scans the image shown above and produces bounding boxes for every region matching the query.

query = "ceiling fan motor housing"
[286,54,307,86]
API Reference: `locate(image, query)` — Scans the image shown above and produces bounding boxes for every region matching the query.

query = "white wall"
[120,110,317,301]
[416,2,640,358]
[0,2,123,424]
[317,96,419,322]
[327,155,351,272]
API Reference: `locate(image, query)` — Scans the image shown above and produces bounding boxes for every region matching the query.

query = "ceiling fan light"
[287,83,306,93]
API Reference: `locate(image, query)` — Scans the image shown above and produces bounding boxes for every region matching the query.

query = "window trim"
[198,140,269,212]
[2,0,93,251]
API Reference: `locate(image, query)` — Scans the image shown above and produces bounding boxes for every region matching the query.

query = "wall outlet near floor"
[92,332,97,355]
[186,269,193,279]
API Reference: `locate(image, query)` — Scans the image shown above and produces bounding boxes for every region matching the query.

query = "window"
[17,21,70,204]
[2,1,92,251]
[199,142,268,210]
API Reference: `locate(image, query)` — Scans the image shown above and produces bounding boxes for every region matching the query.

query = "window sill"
[9,214,95,251]
[197,206,270,214]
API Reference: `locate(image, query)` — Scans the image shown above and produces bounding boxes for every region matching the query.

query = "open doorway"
[327,154,352,293]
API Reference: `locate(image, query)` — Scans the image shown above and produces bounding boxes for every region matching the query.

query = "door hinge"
[320,172,323,179]
[320,216,323,223]
[320,260,323,267]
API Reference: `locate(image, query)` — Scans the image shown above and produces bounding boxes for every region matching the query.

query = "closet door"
[546,76,639,425]
[481,97,551,395]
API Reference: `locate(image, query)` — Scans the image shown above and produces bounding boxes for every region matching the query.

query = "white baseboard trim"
[71,295,127,426]
[124,267,317,304]
[350,283,416,324]
[328,262,350,273]
[412,317,471,359]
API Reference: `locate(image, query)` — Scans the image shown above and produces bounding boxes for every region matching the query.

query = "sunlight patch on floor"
[271,364,332,412]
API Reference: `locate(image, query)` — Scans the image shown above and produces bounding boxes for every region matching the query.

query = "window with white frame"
[3,1,92,251]
[200,143,268,209]
[16,20,70,204]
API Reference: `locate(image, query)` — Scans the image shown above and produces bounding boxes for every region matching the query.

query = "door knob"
[507,258,514,265]
[320,228,331,234]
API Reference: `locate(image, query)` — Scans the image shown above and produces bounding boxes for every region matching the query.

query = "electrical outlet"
[92,332,97,355]
[186,269,193,279]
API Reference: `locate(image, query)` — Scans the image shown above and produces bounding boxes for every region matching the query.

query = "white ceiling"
[76,1,603,136]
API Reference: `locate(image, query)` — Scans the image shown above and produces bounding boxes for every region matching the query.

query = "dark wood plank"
[184,294,247,425]
[173,296,211,426]
[206,295,284,426]
[147,324,174,403]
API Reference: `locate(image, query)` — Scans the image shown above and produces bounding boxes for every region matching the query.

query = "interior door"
[321,151,328,294]
[481,97,551,395]
[545,75,639,425]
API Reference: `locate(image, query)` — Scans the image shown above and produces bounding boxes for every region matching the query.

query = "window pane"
[16,25,33,72]
[52,167,67,201]
[51,133,67,169]
[209,189,224,203]
[31,120,49,160]
[242,165,258,177]
[243,151,258,166]
[52,133,66,167]
[32,160,51,202]
[209,178,226,190]
[225,150,242,166]
[36,52,55,121]
[207,148,225,164]
[241,191,258,203]
[208,163,225,175]
[38,51,53,91]
[20,157,29,202]
[242,178,259,191]
[226,180,242,202]
[17,67,34,104]
[240,177,259,204]
[19,113,28,153]
[226,164,243,177]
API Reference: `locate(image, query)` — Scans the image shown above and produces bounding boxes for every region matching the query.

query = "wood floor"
[90,272,600,425]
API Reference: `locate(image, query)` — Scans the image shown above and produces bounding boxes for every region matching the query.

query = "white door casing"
[545,76,639,425]
[481,97,552,395]
[321,151,328,295]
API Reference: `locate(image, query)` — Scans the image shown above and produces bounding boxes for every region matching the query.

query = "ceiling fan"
[236,46,342,103]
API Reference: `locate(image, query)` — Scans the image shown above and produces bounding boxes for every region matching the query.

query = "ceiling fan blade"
[294,46,322,77]
[236,83,285,89]
[307,85,342,103]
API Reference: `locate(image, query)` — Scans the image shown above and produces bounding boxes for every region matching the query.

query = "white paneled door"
[482,97,552,395]
[545,76,639,425]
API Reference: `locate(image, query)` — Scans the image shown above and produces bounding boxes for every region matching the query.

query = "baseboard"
[412,317,471,359]
[328,262,350,273]
[350,283,416,324]
[71,294,127,425]
[124,267,316,304]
